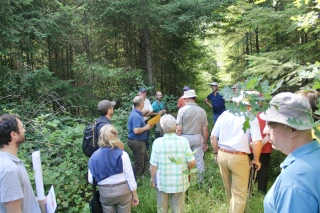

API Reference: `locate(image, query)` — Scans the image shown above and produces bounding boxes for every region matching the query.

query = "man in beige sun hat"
[176,90,209,182]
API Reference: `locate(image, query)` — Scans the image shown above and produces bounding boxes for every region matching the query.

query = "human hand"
[251,160,261,171]
[214,153,218,163]
[132,196,139,207]
[150,181,156,188]
[203,144,208,152]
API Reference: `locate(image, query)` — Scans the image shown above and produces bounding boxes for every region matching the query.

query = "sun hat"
[183,86,191,91]
[231,83,240,89]
[209,82,218,86]
[181,89,197,98]
[260,92,313,130]
[97,100,116,114]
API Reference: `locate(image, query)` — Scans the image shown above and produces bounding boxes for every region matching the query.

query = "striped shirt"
[150,133,195,193]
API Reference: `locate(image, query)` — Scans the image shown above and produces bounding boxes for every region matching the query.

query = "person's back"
[178,103,207,134]
[151,134,191,192]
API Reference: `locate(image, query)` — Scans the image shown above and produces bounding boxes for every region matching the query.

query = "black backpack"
[82,120,106,157]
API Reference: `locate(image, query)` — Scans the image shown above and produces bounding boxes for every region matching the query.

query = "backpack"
[82,120,106,157]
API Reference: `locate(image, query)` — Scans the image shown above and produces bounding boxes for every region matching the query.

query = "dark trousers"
[127,139,149,178]
[145,130,150,151]
[248,153,271,193]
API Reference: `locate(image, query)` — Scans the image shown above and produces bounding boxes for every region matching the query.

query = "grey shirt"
[176,102,208,134]
[0,151,41,213]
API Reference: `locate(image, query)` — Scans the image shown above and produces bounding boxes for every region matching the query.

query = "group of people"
[0,83,319,213]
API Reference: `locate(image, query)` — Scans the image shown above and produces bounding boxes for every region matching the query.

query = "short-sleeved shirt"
[177,96,186,108]
[152,100,165,113]
[264,140,320,213]
[0,152,41,213]
[176,103,208,135]
[211,110,262,153]
[150,134,195,193]
[143,98,153,121]
[206,92,226,115]
[127,109,147,140]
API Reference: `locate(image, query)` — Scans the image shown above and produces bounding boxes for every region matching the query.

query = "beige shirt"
[176,103,208,134]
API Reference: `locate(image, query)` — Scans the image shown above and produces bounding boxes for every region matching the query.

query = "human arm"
[88,169,93,184]
[211,135,219,162]
[202,125,209,152]
[176,124,182,136]
[122,152,139,206]
[133,124,152,134]
[204,97,212,108]
[250,118,262,170]
[150,165,157,188]
[4,200,22,213]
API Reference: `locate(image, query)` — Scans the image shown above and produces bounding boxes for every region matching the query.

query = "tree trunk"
[143,25,154,90]
[255,28,260,53]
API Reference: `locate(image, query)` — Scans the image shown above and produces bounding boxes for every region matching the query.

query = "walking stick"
[245,166,257,213]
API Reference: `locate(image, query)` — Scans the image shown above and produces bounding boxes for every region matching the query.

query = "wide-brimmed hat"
[260,92,313,130]
[183,86,191,91]
[231,83,240,89]
[97,100,116,114]
[182,89,197,98]
[209,82,218,86]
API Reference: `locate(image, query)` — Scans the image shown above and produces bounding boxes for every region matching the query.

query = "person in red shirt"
[249,112,273,194]
[177,86,190,109]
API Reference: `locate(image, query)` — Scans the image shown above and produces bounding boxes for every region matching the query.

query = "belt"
[219,148,247,155]
[99,181,127,187]
[182,133,195,135]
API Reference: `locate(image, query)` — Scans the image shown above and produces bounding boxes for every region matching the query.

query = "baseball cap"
[139,87,147,92]
[260,92,313,130]
[97,100,116,114]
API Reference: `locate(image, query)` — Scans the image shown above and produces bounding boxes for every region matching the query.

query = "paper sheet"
[32,151,45,200]
[46,185,57,213]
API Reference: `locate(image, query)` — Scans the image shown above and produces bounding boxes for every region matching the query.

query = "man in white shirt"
[211,98,262,213]
[138,88,153,150]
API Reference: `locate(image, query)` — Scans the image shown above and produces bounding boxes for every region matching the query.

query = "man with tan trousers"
[211,98,262,213]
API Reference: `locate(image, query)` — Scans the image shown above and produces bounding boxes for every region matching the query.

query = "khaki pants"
[217,150,250,213]
[156,190,185,213]
[99,183,132,213]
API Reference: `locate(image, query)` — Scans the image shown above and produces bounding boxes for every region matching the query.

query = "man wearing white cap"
[261,92,320,213]
[176,90,208,181]
[204,82,226,125]
[211,97,262,213]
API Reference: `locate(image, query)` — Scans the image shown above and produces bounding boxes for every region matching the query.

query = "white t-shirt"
[211,110,262,153]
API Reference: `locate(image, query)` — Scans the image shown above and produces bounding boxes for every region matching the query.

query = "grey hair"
[133,96,143,108]
[98,124,121,148]
[160,114,176,134]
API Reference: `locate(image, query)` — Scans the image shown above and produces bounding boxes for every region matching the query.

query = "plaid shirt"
[150,133,195,193]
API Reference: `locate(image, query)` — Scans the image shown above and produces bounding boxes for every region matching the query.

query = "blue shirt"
[207,92,226,115]
[264,140,320,213]
[152,100,165,113]
[127,109,147,140]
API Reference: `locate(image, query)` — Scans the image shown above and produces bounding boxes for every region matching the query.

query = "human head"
[133,96,144,110]
[160,114,176,134]
[296,90,319,121]
[0,114,25,148]
[98,124,120,148]
[138,87,147,100]
[231,83,240,94]
[156,91,163,101]
[97,100,116,116]
[261,92,313,154]
[209,82,218,92]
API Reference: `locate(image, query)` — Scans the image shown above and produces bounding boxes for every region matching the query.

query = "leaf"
[168,156,176,164]
[242,117,250,132]
[189,168,198,174]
